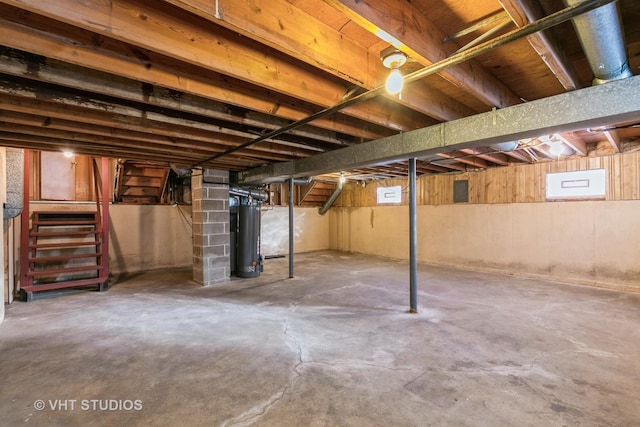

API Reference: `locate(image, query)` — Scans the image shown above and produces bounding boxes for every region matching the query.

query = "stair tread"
[33,220,99,226]
[27,265,103,276]
[30,241,101,249]
[305,195,333,201]
[21,277,107,292]
[29,253,102,263]
[31,230,99,237]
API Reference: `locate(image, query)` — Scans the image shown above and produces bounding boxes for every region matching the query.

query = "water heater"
[236,203,261,278]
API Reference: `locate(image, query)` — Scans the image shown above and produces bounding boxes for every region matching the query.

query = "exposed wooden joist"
[0,0,431,133]
[560,132,588,156]
[459,148,511,166]
[419,162,452,173]
[0,47,358,147]
[325,0,523,109]
[0,83,325,155]
[239,75,640,182]
[603,130,621,153]
[0,133,257,168]
[162,0,475,122]
[0,111,302,162]
[502,149,533,163]
[528,143,556,160]
[438,152,488,169]
[500,0,582,90]
[0,14,390,141]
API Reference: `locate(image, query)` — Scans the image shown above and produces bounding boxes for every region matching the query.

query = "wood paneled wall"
[339,152,640,207]
[29,151,99,201]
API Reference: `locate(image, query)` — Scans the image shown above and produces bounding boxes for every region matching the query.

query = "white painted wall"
[329,201,640,292]
[261,206,330,256]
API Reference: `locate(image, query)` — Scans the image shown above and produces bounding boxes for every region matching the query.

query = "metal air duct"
[229,186,269,202]
[318,181,343,216]
[565,0,632,84]
[4,148,24,219]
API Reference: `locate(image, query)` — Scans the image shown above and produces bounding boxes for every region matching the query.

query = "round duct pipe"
[564,0,632,84]
[490,141,519,152]
[229,186,268,202]
[318,181,343,216]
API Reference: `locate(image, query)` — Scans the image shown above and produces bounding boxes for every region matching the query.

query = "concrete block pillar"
[191,169,230,286]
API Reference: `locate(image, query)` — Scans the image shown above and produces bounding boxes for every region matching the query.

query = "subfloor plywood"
[0,251,639,426]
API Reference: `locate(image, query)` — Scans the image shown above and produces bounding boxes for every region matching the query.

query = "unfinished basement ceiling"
[0,0,638,180]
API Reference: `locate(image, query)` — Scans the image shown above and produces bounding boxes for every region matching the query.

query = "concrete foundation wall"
[329,201,640,292]
[261,207,330,256]
[1,148,5,324]
[109,204,193,275]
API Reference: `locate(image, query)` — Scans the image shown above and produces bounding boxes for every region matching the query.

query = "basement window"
[545,169,606,200]
[377,186,402,204]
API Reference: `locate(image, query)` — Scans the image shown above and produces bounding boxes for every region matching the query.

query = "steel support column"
[409,158,418,313]
[100,157,110,285]
[19,149,30,291]
[288,178,294,278]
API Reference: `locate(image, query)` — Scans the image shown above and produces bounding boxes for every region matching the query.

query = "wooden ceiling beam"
[0,124,225,160]
[0,111,303,162]
[0,0,431,133]
[163,0,475,122]
[325,0,522,109]
[459,148,511,166]
[499,0,582,91]
[0,139,245,170]
[0,15,388,141]
[427,161,467,172]
[419,163,451,173]
[438,152,489,169]
[0,48,358,147]
[0,87,323,156]
[603,130,621,153]
[560,132,588,156]
[0,132,260,167]
[502,149,533,163]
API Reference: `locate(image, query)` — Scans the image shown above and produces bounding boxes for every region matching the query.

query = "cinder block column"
[192,169,230,286]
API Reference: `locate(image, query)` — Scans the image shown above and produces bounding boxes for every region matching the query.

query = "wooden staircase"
[115,160,170,204]
[21,211,108,301]
[19,153,111,302]
[298,181,337,207]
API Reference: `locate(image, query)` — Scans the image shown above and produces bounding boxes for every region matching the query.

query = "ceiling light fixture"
[380,48,407,96]
[63,150,74,158]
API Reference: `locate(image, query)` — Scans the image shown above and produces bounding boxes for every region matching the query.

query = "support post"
[409,158,418,313]
[19,149,30,292]
[192,169,230,285]
[288,178,294,278]
[100,157,110,286]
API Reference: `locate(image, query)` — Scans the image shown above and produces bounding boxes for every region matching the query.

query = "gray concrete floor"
[1,250,639,426]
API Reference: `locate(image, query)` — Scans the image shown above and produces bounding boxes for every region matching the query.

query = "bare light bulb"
[385,68,404,95]
[63,151,74,158]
